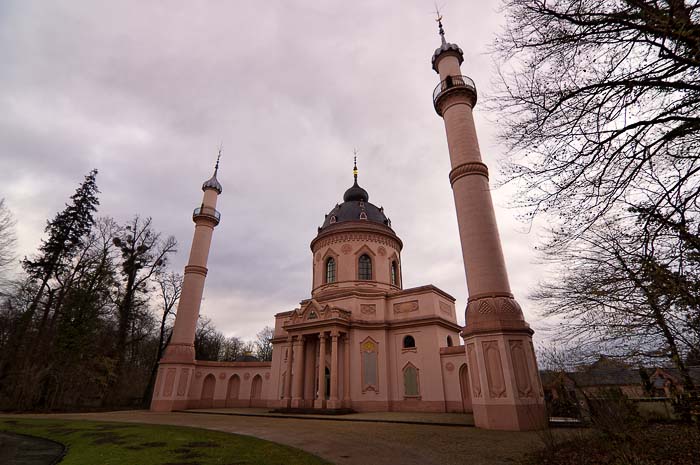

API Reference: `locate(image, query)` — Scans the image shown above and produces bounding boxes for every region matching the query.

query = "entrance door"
[459,364,473,413]
[325,367,331,400]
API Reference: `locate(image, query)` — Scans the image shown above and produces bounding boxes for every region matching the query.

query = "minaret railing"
[193,206,221,223]
[433,75,477,111]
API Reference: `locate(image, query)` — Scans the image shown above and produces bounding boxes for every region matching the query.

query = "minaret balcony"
[433,75,477,114]
[193,206,221,225]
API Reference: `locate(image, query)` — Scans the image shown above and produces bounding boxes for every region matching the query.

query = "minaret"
[431,17,546,430]
[150,152,223,412]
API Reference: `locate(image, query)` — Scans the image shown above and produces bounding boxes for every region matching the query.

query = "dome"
[343,180,369,202]
[320,179,392,231]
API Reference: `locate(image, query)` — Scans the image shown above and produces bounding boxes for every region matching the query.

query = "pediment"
[287,299,351,325]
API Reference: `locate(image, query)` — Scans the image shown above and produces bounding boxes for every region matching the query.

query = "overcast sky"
[0,1,551,343]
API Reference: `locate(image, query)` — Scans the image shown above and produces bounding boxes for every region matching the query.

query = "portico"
[279,305,352,410]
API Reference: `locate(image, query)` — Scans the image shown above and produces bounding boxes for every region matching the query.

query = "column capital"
[318,331,327,340]
[331,330,340,339]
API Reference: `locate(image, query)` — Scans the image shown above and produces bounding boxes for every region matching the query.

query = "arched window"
[390,261,398,286]
[403,335,416,349]
[358,254,372,280]
[403,363,420,397]
[325,257,336,283]
[447,336,454,347]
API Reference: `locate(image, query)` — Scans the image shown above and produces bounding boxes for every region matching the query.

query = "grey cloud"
[1,0,549,342]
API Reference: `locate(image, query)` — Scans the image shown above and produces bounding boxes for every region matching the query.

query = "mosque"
[150,19,547,431]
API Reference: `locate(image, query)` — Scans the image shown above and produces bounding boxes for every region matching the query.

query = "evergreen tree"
[23,169,100,282]
[0,170,100,395]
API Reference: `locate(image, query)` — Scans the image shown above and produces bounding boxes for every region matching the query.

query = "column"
[291,336,305,408]
[315,332,326,409]
[304,338,317,407]
[343,333,351,407]
[328,331,340,409]
[283,337,293,408]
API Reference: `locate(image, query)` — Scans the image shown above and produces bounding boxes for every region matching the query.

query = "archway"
[250,374,264,407]
[200,374,216,408]
[226,374,240,407]
[459,364,472,413]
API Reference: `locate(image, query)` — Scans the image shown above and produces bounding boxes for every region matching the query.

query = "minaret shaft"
[432,26,546,431]
[442,97,511,296]
[151,157,222,412]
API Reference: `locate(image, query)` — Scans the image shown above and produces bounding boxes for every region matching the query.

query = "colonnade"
[282,330,350,409]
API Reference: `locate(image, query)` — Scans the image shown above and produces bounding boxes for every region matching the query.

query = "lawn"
[0,418,330,465]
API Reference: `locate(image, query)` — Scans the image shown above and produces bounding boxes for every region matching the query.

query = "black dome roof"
[343,180,369,202]
[320,179,392,230]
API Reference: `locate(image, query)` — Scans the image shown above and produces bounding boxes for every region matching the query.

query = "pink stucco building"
[151,18,546,430]
[266,160,471,413]
[155,159,473,414]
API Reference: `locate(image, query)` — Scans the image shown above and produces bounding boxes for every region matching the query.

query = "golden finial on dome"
[353,148,359,181]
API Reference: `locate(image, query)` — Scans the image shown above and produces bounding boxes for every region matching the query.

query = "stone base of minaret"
[461,296,547,431]
[150,343,196,412]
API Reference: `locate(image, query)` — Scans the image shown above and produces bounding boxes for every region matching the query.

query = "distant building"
[541,355,700,417]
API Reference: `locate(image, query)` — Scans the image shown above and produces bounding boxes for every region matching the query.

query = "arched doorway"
[250,374,263,407]
[459,364,472,413]
[226,375,240,407]
[201,374,216,408]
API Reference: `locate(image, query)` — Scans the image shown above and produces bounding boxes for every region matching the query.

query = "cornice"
[311,221,403,252]
[389,284,456,303]
[273,315,462,336]
[195,361,272,368]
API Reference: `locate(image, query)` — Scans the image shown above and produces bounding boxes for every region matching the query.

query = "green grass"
[0,418,330,465]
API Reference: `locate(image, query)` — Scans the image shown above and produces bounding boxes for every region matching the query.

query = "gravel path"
[1,410,547,465]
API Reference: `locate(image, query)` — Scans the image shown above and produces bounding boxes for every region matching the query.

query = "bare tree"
[220,336,245,362]
[0,199,16,281]
[108,216,176,404]
[194,316,226,361]
[254,326,274,362]
[492,1,700,234]
[142,271,182,406]
[533,209,698,390]
[154,271,182,359]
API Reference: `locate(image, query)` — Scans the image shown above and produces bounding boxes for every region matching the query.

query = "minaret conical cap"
[202,150,223,194]
[431,16,463,73]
